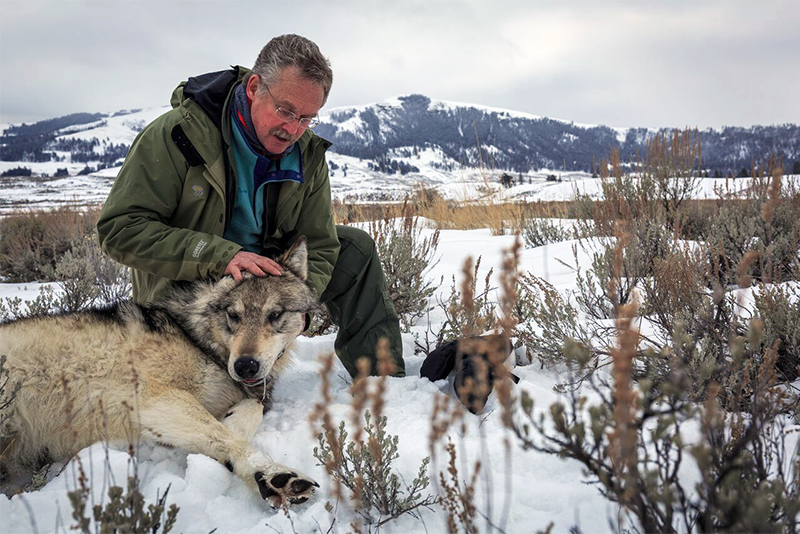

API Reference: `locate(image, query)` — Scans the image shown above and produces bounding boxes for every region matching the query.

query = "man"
[97,34,404,377]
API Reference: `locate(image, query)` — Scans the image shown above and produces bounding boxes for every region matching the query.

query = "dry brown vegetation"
[513,131,800,532]
[0,207,99,282]
[333,188,573,236]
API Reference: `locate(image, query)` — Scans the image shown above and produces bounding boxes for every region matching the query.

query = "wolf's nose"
[234,357,260,380]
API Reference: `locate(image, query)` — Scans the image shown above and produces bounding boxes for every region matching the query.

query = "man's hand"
[224,251,283,282]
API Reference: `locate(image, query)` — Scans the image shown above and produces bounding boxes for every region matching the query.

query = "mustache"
[270,129,296,143]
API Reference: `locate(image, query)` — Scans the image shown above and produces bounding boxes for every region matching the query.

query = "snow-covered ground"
[4,158,798,215]
[0,174,117,212]
[2,224,797,534]
[1,231,611,534]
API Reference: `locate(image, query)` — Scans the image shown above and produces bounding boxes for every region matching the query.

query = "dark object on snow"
[420,334,519,414]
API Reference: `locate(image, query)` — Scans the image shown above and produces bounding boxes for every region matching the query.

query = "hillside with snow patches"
[2,95,799,213]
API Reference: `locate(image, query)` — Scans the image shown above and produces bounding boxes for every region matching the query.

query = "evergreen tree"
[0,166,32,177]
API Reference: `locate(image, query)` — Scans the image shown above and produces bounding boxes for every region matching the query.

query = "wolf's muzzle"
[234,357,260,381]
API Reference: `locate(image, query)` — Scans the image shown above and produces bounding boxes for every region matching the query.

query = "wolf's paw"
[254,464,319,508]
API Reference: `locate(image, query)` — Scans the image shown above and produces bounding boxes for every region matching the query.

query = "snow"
[57,107,170,146]
[7,157,791,215]
[0,173,116,213]
[0,227,619,534]
[1,219,798,533]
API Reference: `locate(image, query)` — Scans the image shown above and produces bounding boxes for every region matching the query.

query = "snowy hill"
[314,94,800,176]
[2,95,800,212]
[315,94,627,172]
[55,107,169,146]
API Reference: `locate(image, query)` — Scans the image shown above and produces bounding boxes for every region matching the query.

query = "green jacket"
[97,66,339,305]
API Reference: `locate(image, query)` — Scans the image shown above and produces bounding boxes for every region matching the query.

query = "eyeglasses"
[263,85,320,128]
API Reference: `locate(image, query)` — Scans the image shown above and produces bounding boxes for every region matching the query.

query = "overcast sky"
[2,0,798,129]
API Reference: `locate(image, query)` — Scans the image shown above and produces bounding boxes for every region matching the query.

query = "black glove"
[420,334,519,414]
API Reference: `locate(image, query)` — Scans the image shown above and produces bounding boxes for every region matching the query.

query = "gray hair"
[248,34,333,105]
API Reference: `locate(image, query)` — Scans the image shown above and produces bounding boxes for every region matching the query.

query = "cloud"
[1,0,798,128]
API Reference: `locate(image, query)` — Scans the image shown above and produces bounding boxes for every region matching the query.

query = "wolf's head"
[168,237,321,392]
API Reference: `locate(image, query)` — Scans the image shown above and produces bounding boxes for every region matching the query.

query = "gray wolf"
[0,238,320,507]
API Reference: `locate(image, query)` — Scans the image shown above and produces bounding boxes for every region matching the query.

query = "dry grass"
[333,188,576,235]
[332,186,785,245]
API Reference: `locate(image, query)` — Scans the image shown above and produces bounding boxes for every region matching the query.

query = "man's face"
[246,66,325,154]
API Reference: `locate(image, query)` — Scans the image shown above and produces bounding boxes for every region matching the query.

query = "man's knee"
[321,226,379,303]
[335,225,376,260]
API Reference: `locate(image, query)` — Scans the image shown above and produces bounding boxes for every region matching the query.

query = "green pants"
[320,225,406,378]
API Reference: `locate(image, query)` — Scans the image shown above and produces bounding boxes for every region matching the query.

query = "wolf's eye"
[268,311,283,322]
[227,309,240,322]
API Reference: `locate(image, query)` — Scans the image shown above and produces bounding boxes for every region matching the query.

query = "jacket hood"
[171,66,247,130]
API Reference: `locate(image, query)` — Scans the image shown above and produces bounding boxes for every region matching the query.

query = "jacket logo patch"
[192,185,204,197]
[192,239,208,258]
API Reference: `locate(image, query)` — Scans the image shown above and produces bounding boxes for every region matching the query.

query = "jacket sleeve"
[96,117,242,281]
[295,159,339,297]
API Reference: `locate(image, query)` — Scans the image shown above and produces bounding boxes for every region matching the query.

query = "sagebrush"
[510,133,800,532]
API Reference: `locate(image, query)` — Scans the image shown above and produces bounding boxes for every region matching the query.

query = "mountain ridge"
[2,94,799,178]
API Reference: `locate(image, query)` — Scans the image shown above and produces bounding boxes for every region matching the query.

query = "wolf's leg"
[222,398,264,443]
[139,391,318,507]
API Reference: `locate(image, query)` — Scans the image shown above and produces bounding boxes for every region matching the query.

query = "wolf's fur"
[0,238,321,507]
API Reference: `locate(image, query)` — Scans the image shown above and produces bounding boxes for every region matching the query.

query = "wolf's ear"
[280,236,308,281]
